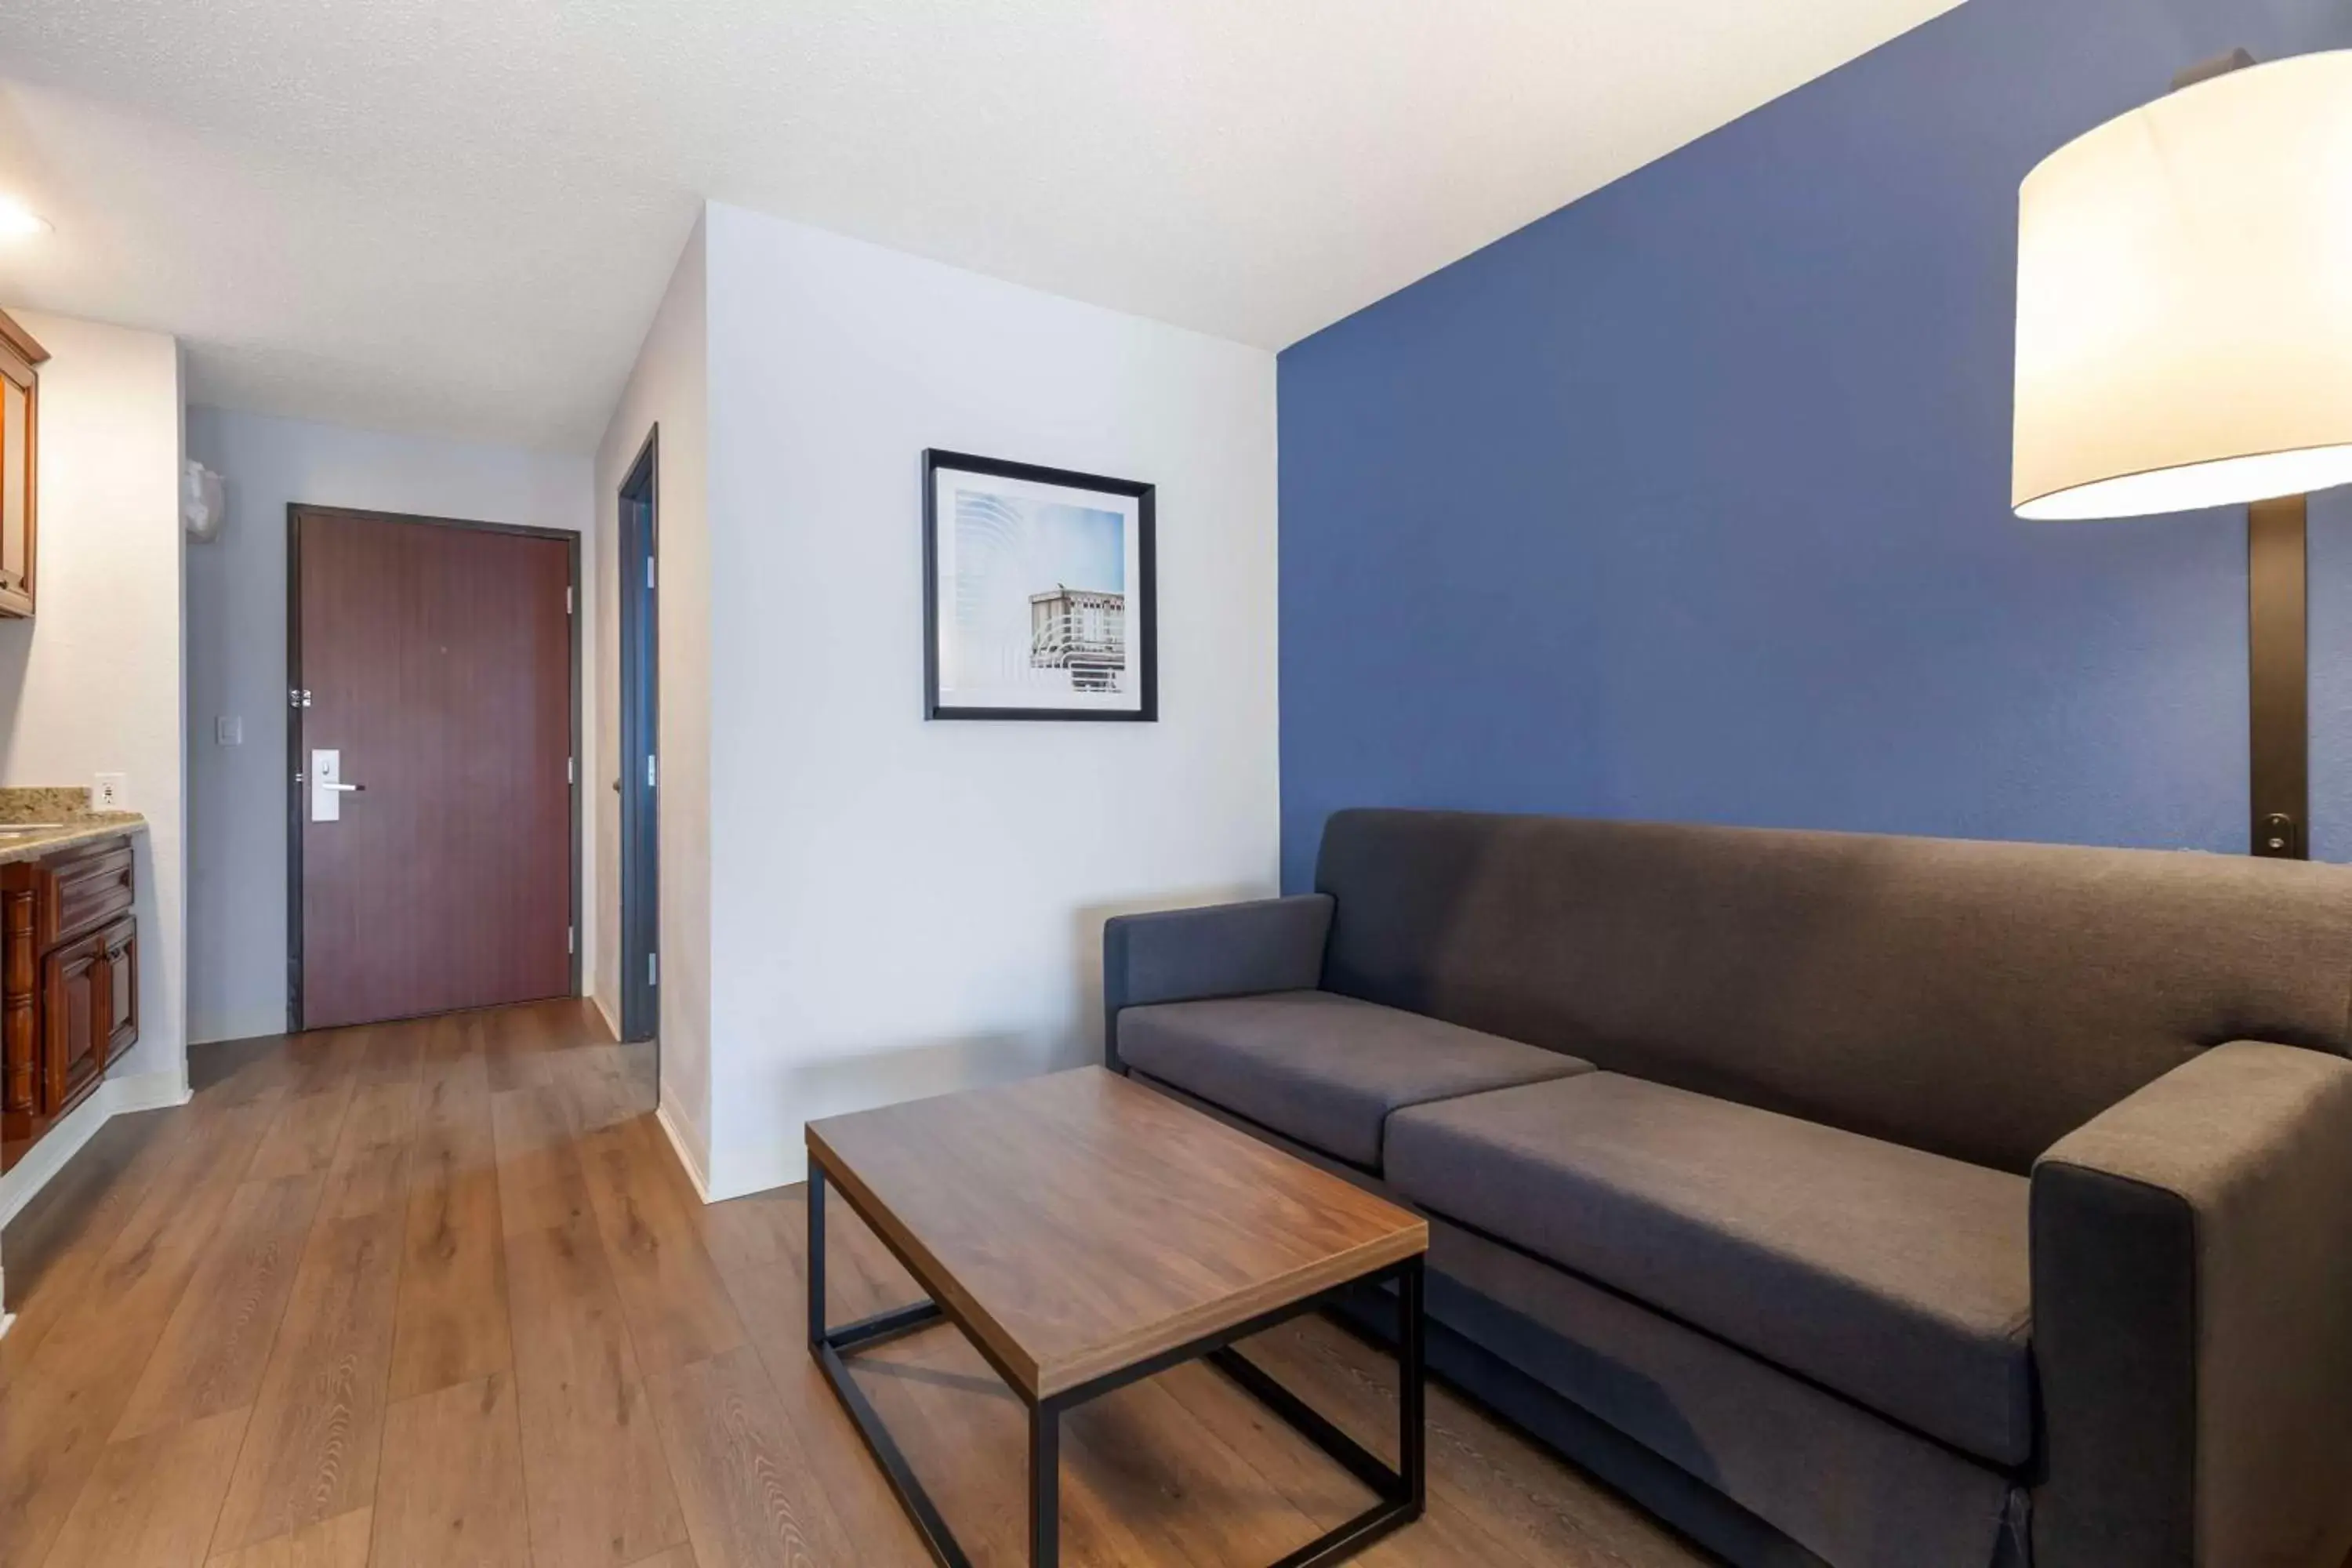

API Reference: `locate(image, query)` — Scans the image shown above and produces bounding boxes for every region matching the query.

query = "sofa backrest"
[1314,809,2352,1174]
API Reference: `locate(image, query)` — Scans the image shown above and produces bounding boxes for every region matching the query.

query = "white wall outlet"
[93,772,127,811]
[216,715,243,746]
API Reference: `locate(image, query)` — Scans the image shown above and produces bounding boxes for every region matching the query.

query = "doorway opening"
[619,430,660,1045]
[286,506,581,1031]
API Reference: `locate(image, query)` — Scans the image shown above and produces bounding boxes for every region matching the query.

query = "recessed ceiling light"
[0,198,53,239]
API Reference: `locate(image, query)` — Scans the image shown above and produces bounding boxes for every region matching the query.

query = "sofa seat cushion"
[1385,1073,2034,1465]
[1117,991,1592,1169]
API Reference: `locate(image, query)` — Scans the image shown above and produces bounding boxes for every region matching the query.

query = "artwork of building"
[1030,586,1126,691]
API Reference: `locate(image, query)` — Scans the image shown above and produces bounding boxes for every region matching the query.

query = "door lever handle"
[310,749,362,821]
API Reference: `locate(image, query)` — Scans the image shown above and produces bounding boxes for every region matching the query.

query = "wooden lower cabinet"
[1,837,136,1172]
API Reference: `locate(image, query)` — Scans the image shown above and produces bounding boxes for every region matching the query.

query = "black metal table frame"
[808,1160,1427,1568]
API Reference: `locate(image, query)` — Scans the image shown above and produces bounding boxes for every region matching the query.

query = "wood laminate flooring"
[1,1001,1711,1567]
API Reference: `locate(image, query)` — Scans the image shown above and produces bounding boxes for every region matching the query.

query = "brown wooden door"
[296,510,575,1030]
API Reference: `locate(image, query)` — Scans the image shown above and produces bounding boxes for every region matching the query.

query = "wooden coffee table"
[807,1065,1430,1567]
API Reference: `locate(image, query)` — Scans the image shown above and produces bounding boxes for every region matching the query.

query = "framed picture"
[923,448,1157,721]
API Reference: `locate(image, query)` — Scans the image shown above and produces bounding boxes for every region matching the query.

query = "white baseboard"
[110,1065,191,1115]
[653,1100,713,1204]
[707,1143,808,1202]
[590,990,620,1041]
[0,1065,192,1230]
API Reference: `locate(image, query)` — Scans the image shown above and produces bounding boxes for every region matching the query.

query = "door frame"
[617,429,660,1044]
[285,504,583,1032]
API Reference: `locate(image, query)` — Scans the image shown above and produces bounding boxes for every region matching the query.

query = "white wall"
[697,203,1279,1199]
[183,407,593,1044]
[0,310,187,1090]
[592,220,712,1178]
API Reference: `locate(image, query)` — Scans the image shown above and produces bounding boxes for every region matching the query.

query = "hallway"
[0,1003,1700,1568]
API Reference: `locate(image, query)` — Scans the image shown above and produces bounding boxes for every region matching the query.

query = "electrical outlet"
[93,772,126,811]
[216,715,243,746]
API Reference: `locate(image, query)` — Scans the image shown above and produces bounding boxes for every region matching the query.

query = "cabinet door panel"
[2,886,31,1116]
[100,916,136,1063]
[0,347,32,616]
[1,373,26,585]
[43,930,102,1115]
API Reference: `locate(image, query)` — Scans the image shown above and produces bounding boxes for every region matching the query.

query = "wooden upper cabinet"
[0,307,45,619]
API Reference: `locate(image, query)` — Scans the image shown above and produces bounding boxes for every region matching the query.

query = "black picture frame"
[922,448,1158,722]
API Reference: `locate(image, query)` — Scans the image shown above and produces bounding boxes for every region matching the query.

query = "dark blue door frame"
[619,428,661,1044]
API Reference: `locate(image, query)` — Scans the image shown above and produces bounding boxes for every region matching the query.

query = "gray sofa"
[1101,808,2352,1568]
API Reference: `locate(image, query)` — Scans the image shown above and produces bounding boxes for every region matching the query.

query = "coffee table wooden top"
[806,1066,1428,1400]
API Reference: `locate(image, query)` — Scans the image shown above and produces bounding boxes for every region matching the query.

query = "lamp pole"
[2246,495,2307,858]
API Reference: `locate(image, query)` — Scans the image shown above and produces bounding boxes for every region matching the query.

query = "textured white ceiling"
[0,0,1962,452]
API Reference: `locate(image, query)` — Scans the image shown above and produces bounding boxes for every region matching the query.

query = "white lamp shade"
[2013,49,2352,521]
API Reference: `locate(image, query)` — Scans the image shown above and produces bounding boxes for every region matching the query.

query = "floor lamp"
[2012,48,2352,858]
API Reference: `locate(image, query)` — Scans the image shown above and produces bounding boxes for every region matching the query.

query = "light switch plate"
[93,772,126,811]
[216,715,243,746]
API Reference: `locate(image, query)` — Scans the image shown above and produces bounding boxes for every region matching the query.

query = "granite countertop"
[0,787,147,866]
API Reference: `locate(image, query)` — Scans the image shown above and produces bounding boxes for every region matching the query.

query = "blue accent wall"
[1278,0,2352,891]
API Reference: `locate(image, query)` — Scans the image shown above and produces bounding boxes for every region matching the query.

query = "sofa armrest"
[2031,1040,2352,1568]
[1101,895,1334,1071]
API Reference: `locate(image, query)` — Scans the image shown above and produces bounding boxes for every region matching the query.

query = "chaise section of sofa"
[1102,808,2352,1568]
[1385,1073,2034,1467]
